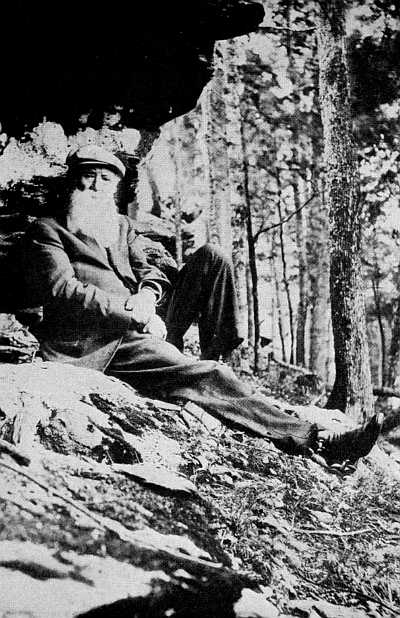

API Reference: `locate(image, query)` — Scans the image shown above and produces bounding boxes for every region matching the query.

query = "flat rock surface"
[0,361,399,617]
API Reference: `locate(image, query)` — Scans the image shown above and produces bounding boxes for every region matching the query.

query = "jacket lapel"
[67,220,137,289]
[106,242,132,279]
[101,227,138,289]
[73,231,111,269]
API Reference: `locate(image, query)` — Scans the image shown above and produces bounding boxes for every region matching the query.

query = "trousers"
[162,244,244,360]
[107,332,317,454]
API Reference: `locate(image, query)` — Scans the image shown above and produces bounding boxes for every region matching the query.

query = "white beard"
[66,189,120,247]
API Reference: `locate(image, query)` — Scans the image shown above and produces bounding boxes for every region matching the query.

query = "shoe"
[313,412,384,469]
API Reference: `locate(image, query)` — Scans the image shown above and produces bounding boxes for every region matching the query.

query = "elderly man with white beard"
[22,145,383,472]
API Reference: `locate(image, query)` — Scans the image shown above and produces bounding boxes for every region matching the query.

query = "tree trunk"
[294,172,308,367]
[240,120,260,372]
[199,87,213,233]
[246,263,255,346]
[317,2,374,421]
[308,51,331,378]
[146,164,162,218]
[271,231,287,362]
[276,170,295,364]
[172,119,184,268]
[308,194,331,376]
[388,268,400,388]
[201,42,232,254]
[388,317,400,387]
[284,1,308,368]
[372,278,387,385]
[222,39,250,355]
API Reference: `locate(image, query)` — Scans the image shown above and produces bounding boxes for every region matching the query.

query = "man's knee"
[210,361,237,385]
[194,243,232,268]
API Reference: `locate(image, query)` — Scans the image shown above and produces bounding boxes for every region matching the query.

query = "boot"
[312,412,384,471]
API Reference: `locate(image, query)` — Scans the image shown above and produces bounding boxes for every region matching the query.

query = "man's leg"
[165,244,244,360]
[107,331,317,455]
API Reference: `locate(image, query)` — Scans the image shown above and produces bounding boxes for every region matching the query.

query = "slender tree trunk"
[317,2,374,421]
[284,1,308,367]
[202,42,232,254]
[172,119,184,268]
[308,62,330,377]
[146,164,162,218]
[308,193,331,375]
[222,39,249,356]
[240,120,260,372]
[271,232,287,362]
[294,173,308,366]
[246,263,255,345]
[387,265,400,387]
[200,87,212,227]
[388,307,400,388]
[372,278,387,385]
[231,205,249,349]
[276,170,295,364]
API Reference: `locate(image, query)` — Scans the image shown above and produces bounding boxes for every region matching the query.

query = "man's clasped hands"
[125,288,167,339]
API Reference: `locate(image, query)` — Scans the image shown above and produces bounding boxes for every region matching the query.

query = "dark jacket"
[22,215,170,370]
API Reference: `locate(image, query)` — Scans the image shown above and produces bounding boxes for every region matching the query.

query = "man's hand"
[142,314,167,340]
[125,289,157,328]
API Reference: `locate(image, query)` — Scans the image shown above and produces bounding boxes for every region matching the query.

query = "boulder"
[1,361,399,616]
[0,361,274,617]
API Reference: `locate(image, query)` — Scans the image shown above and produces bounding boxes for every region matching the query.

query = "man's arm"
[23,220,133,331]
[126,219,170,303]
[124,219,172,333]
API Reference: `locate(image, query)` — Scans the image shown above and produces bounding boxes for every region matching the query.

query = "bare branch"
[254,193,316,242]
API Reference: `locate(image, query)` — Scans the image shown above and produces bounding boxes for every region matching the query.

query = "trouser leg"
[106,332,317,454]
[164,244,244,359]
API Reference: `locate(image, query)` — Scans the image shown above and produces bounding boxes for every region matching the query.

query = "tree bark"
[388,286,400,388]
[284,1,309,368]
[308,193,331,376]
[307,49,331,378]
[172,119,184,268]
[294,172,308,367]
[276,170,295,364]
[145,165,162,218]
[271,231,287,363]
[240,120,260,372]
[222,39,250,356]
[202,42,232,254]
[371,278,387,385]
[246,263,255,346]
[317,2,374,421]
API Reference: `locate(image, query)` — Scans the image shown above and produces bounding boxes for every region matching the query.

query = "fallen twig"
[295,527,371,537]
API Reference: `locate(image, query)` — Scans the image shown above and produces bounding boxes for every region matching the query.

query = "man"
[22,145,382,470]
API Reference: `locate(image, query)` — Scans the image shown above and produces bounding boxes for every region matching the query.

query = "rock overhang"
[0,1,265,135]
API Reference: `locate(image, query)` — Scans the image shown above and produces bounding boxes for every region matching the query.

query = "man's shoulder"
[31,215,64,227]
[27,216,70,242]
[28,216,61,233]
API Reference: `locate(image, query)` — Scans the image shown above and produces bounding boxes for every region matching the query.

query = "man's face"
[66,165,121,246]
[75,166,121,198]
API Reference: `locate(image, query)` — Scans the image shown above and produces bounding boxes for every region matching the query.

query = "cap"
[66,145,126,178]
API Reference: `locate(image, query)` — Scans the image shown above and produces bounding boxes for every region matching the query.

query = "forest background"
[1,0,400,422]
[134,0,400,413]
